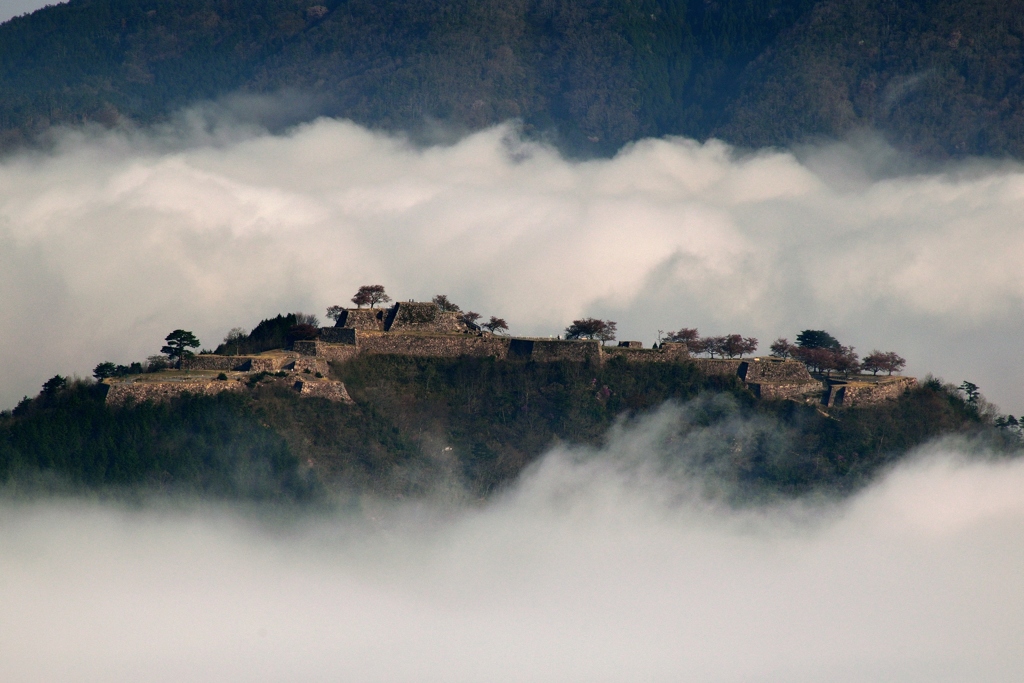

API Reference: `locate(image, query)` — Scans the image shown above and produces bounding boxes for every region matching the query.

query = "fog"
[1,114,1023,411]
[2,410,1022,682]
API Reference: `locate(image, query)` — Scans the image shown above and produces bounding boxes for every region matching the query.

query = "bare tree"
[326,305,345,321]
[223,327,247,356]
[294,312,320,327]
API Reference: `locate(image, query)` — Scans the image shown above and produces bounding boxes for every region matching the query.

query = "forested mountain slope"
[0,355,1002,502]
[0,0,1021,156]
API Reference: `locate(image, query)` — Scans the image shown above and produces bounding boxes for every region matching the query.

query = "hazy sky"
[2,410,1023,681]
[0,0,62,25]
[1,111,1022,411]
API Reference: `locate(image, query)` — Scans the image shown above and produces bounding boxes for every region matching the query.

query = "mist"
[2,409,1022,682]
[1,112,1023,411]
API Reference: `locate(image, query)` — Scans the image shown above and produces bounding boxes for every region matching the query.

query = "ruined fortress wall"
[508,339,602,363]
[357,333,510,359]
[105,379,244,406]
[182,355,255,371]
[749,381,824,401]
[318,327,357,344]
[292,379,353,403]
[288,357,329,374]
[690,358,745,377]
[384,302,467,334]
[835,377,917,407]
[334,308,386,330]
[295,341,359,363]
[742,359,814,383]
[604,343,691,364]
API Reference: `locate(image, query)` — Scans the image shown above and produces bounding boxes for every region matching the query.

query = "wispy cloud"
[2,114,1023,409]
[1,417,1022,681]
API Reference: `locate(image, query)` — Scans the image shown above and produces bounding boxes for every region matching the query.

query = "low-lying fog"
[2,410,1023,682]
[2,111,1023,411]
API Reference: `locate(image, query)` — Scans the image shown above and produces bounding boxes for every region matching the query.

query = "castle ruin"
[104,300,915,407]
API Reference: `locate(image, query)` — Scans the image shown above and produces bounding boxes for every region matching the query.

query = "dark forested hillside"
[0,356,999,502]
[0,0,1022,156]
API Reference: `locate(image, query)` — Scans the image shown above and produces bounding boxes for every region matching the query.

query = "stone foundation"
[292,378,353,403]
[509,338,602,363]
[604,343,690,363]
[825,376,917,407]
[105,379,245,406]
[357,332,510,358]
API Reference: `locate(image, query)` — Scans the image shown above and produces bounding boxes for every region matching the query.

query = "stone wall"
[105,379,245,406]
[357,332,510,359]
[691,358,745,377]
[292,378,353,403]
[383,302,467,334]
[747,381,824,401]
[333,308,386,330]
[182,354,286,372]
[604,343,691,364]
[740,358,815,383]
[827,377,917,407]
[182,355,255,371]
[318,327,356,344]
[287,357,329,375]
[508,339,603,364]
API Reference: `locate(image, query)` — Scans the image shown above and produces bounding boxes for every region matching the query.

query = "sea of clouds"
[2,408,1023,682]
[2,111,1023,411]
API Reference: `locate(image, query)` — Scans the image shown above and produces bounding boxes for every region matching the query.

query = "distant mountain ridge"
[1,0,1022,157]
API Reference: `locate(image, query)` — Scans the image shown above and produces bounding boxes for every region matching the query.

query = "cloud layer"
[2,414,1023,682]
[1,115,1023,409]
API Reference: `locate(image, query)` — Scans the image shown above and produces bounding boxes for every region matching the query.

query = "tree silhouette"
[796,329,841,351]
[432,294,461,312]
[565,318,617,344]
[161,330,200,366]
[482,316,509,334]
[352,284,391,308]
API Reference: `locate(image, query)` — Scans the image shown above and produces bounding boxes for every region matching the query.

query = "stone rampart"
[748,381,824,401]
[105,379,245,406]
[509,338,603,364]
[827,376,917,407]
[603,343,691,364]
[292,378,353,403]
[318,327,357,344]
[357,332,510,359]
[182,355,255,372]
[286,357,329,374]
[383,302,467,334]
[691,358,745,377]
[740,358,815,383]
[334,308,386,330]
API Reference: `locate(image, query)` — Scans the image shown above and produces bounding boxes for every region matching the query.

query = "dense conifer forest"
[0,353,1005,502]
[2,0,1024,157]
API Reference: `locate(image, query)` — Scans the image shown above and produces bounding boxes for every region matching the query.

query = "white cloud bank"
[1,116,1023,409]
[2,423,1023,682]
